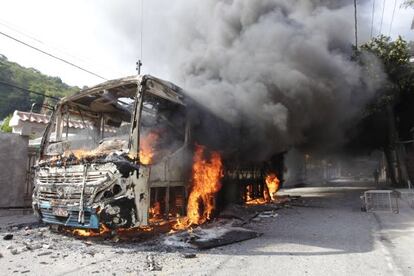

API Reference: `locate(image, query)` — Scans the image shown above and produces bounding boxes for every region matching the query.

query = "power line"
[0,80,60,100]
[0,30,108,81]
[371,0,376,38]
[389,0,398,36]
[0,19,42,44]
[380,0,386,34]
[0,19,98,68]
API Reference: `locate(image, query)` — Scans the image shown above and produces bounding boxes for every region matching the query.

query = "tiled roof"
[10,110,117,133]
[13,110,49,124]
[11,110,90,129]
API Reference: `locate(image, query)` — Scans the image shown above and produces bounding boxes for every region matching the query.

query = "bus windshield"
[42,83,137,159]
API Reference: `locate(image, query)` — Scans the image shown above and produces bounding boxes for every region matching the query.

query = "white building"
[9,110,87,138]
[9,110,50,137]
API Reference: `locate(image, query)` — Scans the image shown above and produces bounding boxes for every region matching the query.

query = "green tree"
[1,114,12,133]
[360,35,412,109]
[353,35,414,187]
[0,54,79,118]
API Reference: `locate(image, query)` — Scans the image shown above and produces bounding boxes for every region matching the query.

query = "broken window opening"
[149,186,186,221]
[42,84,137,159]
[139,93,186,165]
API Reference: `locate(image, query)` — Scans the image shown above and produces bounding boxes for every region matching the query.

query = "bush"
[1,114,12,133]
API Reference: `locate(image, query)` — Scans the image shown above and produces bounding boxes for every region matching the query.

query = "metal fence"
[399,189,414,209]
[24,147,38,205]
[361,190,399,213]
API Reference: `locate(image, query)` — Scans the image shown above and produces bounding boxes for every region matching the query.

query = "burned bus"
[32,75,284,230]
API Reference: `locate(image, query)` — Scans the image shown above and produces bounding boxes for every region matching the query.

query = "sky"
[0,0,413,88]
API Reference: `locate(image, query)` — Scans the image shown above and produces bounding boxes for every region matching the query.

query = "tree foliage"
[0,114,12,133]
[0,54,79,119]
[360,36,409,72]
[349,35,414,186]
[348,35,414,152]
[359,35,414,111]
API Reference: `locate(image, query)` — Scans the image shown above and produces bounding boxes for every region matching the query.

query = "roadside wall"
[0,133,29,208]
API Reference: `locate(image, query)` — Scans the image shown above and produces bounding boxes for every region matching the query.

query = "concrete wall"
[0,133,29,208]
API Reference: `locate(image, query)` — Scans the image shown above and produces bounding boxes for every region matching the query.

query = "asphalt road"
[1,180,413,275]
[160,181,414,276]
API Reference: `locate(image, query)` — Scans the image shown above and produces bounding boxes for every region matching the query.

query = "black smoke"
[103,0,383,160]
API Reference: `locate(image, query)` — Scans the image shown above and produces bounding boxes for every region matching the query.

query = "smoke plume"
[104,0,382,160]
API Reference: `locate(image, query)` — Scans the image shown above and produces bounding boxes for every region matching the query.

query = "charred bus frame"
[32,75,284,230]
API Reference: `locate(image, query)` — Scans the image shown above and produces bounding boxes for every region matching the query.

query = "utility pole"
[136,60,143,75]
[354,0,358,48]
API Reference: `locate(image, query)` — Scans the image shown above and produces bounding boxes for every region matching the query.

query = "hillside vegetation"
[0,54,79,119]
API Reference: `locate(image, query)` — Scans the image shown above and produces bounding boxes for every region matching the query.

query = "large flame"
[139,132,159,165]
[188,145,223,224]
[173,145,223,230]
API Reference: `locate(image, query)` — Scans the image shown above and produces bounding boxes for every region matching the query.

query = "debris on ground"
[146,254,162,271]
[161,196,302,249]
[0,195,296,274]
[189,226,262,249]
[258,210,279,218]
[219,204,258,222]
[3,233,13,240]
[37,251,53,256]
[164,223,262,250]
[182,252,197,258]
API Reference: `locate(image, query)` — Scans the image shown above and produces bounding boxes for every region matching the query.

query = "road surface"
[1,180,413,275]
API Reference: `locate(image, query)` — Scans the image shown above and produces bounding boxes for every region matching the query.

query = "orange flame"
[245,198,268,205]
[245,173,280,205]
[139,132,159,165]
[173,145,223,230]
[71,224,110,237]
[265,173,280,201]
[70,223,157,237]
[69,149,91,159]
[149,201,162,218]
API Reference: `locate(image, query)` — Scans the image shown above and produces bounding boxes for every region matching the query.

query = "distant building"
[9,110,50,138]
[9,110,88,138]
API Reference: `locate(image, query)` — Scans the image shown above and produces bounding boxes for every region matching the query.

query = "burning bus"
[32,75,284,231]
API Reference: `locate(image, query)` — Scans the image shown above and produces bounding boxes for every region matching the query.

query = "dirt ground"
[1,180,414,276]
